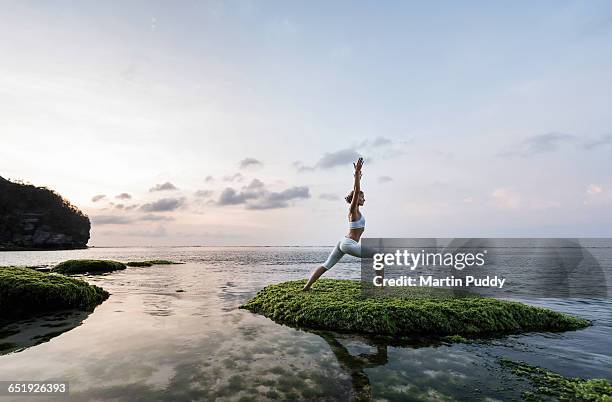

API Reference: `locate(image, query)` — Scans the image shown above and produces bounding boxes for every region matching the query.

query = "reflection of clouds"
[423,369,443,378]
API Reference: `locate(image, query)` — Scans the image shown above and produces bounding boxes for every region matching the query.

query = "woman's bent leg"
[339,239,381,278]
[339,238,362,257]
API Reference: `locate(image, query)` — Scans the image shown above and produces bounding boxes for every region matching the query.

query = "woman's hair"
[345,190,363,204]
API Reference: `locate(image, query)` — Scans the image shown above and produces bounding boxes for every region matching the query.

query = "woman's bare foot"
[302,266,327,292]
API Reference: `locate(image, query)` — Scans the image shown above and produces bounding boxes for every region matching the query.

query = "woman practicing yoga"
[303,157,366,291]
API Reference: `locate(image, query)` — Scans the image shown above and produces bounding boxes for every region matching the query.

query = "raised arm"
[350,157,364,212]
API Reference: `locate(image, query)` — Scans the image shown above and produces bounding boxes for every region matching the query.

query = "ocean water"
[0,246,610,401]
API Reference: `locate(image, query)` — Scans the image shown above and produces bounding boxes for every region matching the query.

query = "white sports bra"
[349,213,365,229]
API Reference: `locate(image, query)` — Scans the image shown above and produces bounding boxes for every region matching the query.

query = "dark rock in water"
[0,176,90,250]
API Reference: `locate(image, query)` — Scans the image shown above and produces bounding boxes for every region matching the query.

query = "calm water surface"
[0,247,610,401]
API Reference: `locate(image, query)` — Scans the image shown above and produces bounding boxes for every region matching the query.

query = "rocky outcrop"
[0,176,90,250]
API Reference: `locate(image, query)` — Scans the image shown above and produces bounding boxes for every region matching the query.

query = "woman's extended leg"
[303,241,344,291]
[302,266,327,291]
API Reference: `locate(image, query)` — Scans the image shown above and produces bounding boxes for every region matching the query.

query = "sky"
[1,0,612,246]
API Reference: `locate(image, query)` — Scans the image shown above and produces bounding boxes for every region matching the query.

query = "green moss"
[0,267,109,319]
[126,260,181,267]
[146,260,181,265]
[126,261,153,267]
[501,359,612,401]
[52,259,126,274]
[240,279,589,337]
[442,334,473,344]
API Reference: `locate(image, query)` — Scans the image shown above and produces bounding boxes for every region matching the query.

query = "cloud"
[149,182,178,192]
[115,204,124,209]
[319,193,339,201]
[91,213,175,225]
[91,215,132,225]
[124,204,139,211]
[492,188,521,209]
[292,161,315,172]
[317,148,362,169]
[91,194,106,202]
[245,178,265,191]
[204,175,215,183]
[218,188,252,205]
[223,172,244,182]
[239,157,263,169]
[194,189,213,198]
[294,148,363,172]
[217,180,262,205]
[115,192,132,200]
[371,136,392,147]
[501,132,575,157]
[583,134,612,150]
[217,179,310,209]
[378,175,393,183]
[502,132,612,155]
[247,186,310,210]
[140,197,185,212]
[217,188,246,205]
[140,214,174,222]
[358,136,394,148]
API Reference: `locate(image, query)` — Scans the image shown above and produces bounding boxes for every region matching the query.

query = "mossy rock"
[0,267,109,319]
[501,359,612,401]
[52,259,126,275]
[146,260,180,265]
[240,279,590,337]
[126,260,180,267]
[126,261,153,267]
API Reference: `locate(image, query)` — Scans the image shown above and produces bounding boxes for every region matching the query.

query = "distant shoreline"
[3,239,612,251]
[1,245,334,251]
[0,245,89,252]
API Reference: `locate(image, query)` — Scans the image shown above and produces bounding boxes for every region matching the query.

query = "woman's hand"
[353,157,364,172]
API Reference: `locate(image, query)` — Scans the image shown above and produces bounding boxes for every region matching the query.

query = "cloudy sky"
[1,1,612,246]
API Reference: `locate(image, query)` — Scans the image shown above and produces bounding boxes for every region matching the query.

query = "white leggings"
[322,237,363,270]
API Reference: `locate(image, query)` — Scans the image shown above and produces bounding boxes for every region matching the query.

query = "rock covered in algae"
[0,267,109,319]
[52,259,126,275]
[126,260,181,267]
[240,279,589,337]
[500,359,612,401]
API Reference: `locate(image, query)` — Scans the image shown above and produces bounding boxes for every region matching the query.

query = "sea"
[0,246,610,401]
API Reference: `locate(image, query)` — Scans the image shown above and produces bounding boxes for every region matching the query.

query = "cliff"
[0,176,90,250]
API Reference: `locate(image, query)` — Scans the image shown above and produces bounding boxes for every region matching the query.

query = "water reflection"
[315,331,388,401]
[0,310,91,355]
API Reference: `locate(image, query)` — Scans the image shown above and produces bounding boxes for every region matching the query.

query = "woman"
[303,157,366,291]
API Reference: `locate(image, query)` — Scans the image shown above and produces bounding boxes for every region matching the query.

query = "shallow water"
[0,247,610,401]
